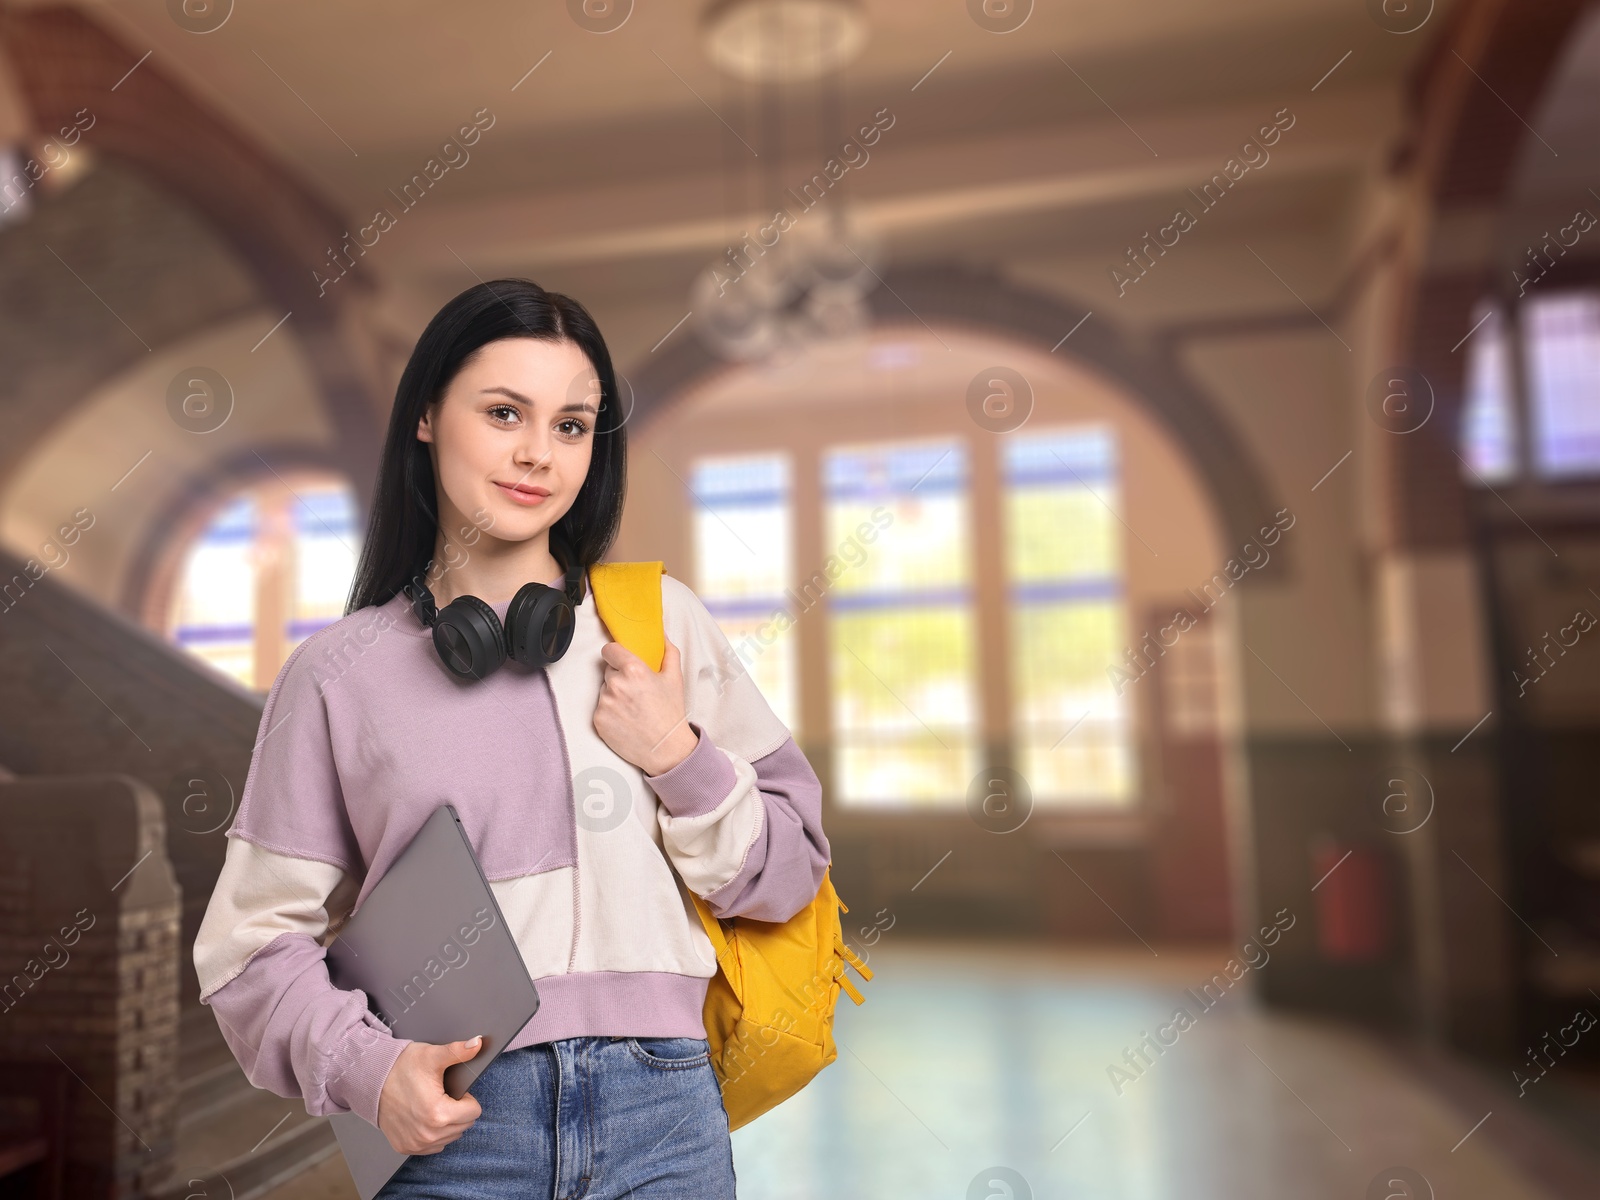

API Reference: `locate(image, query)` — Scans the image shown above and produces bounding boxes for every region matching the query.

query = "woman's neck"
[426,537,566,609]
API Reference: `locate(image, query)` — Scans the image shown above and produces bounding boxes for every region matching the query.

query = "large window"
[1003,426,1132,804]
[1460,289,1600,481]
[1523,292,1600,476]
[168,476,360,691]
[825,438,979,807]
[689,453,798,732]
[693,425,1137,811]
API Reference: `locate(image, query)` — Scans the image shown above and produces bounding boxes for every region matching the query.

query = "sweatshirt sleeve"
[645,722,829,923]
[196,837,411,1127]
[192,632,409,1128]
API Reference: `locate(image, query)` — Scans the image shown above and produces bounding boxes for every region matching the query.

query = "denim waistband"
[378,1034,733,1199]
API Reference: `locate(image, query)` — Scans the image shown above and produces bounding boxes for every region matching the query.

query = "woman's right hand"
[375,1036,485,1155]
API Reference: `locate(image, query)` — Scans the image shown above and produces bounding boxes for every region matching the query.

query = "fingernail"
[469,1036,482,1045]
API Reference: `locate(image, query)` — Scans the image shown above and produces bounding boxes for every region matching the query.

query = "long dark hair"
[346,278,627,615]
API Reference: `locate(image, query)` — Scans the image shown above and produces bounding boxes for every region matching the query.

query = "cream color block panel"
[487,867,578,979]
[194,834,355,1001]
[543,581,746,978]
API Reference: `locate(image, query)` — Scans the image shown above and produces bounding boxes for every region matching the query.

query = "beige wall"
[0,310,337,618]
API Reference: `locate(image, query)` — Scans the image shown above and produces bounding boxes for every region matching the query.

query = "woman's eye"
[558,418,590,438]
[488,405,520,425]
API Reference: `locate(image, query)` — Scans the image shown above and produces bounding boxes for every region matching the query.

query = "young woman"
[193,279,830,1198]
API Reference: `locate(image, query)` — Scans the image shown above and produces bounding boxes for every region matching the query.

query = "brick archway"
[1391,0,1594,547]
[1374,0,1597,1056]
[0,6,388,501]
[628,262,1288,575]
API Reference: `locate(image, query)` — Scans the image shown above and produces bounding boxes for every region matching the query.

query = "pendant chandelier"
[693,0,882,364]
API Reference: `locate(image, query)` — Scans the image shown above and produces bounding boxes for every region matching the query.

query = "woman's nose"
[515,437,553,470]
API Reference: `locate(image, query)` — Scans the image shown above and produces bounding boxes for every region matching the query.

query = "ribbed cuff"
[323,1019,412,1129]
[643,721,737,818]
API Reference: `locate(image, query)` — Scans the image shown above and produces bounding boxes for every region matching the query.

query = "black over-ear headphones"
[405,561,587,681]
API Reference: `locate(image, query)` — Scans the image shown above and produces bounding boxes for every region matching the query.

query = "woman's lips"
[495,482,550,505]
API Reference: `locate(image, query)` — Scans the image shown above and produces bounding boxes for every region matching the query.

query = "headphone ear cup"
[432,595,507,680]
[505,581,576,669]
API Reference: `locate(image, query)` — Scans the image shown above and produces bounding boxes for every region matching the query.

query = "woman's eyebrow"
[480,385,533,406]
[480,385,597,416]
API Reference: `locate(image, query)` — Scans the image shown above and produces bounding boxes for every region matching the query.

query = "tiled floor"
[728,941,1598,1199]
[268,940,1600,1199]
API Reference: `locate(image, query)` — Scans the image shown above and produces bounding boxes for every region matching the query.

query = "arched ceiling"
[0,306,338,617]
[1,5,399,502]
[1501,5,1600,254]
[0,156,259,483]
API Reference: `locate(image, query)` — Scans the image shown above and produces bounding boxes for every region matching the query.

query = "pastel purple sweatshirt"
[193,568,828,1129]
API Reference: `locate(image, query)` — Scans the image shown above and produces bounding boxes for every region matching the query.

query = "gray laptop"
[324,803,541,1199]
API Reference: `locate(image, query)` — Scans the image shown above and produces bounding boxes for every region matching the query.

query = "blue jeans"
[376,1036,737,1199]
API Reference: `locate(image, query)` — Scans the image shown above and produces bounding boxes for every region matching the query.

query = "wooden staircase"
[150,1009,342,1200]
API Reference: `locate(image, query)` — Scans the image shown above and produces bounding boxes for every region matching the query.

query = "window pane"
[169,477,359,690]
[286,483,360,654]
[172,494,257,688]
[1459,302,1518,483]
[1524,291,1600,478]
[1004,426,1134,806]
[825,439,978,807]
[692,454,796,732]
[1010,601,1131,799]
[826,441,966,594]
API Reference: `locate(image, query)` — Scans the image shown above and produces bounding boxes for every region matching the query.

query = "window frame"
[154,469,360,692]
[689,424,1146,821]
[1460,287,1600,487]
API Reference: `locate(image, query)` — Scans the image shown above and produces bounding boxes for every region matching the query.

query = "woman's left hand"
[593,635,699,776]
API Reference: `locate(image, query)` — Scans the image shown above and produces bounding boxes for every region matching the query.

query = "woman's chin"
[487,497,564,535]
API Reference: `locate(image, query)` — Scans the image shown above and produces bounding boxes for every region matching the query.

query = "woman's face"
[416,336,598,547]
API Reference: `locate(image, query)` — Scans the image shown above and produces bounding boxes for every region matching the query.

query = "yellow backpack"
[588,560,873,1130]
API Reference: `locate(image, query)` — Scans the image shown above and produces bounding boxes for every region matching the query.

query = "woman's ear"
[416,408,434,443]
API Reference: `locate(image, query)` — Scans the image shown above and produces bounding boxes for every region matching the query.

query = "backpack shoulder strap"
[589,560,732,963]
[588,560,666,671]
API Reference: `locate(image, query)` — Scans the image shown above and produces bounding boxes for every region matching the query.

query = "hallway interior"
[1,1,1598,1195]
[262,941,1600,1200]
